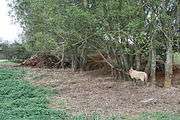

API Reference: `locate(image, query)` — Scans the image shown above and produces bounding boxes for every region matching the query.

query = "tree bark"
[80,0,88,7]
[71,55,78,72]
[145,52,151,75]
[61,43,65,69]
[122,54,131,81]
[176,0,180,51]
[176,0,180,33]
[164,40,173,88]
[150,47,156,85]
[135,54,141,70]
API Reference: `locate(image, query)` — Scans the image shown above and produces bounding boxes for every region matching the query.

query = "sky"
[0,0,22,43]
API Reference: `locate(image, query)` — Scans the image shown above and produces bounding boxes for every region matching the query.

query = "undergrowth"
[0,67,179,120]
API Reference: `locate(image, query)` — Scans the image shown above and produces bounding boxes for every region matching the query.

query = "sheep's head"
[128,67,133,74]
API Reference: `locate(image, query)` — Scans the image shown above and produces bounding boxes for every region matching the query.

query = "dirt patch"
[22,67,180,117]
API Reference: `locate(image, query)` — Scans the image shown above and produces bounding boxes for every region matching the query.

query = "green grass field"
[0,67,180,119]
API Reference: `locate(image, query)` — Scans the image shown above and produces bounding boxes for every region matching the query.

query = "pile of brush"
[21,54,71,68]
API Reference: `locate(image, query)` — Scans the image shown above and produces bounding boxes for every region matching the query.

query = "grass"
[133,112,180,120]
[0,67,180,120]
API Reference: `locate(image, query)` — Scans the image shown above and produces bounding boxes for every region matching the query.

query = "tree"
[7,0,180,86]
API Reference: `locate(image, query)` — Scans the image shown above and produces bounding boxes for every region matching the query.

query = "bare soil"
[22,67,180,117]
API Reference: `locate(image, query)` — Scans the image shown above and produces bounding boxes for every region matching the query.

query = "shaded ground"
[23,67,180,117]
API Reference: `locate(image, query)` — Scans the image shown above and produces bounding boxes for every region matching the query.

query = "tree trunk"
[80,0,88,7]
[113,51,122,80]
[145,52,151,75]
[176,0,180,33]
[122,54,131,81]
[71,55,78,72]
[164,40,173,88]
[150,48,156,85]
[176,0,180,50]
[61,43,65,69]
[148,29,157,86]
[135,54,141,70]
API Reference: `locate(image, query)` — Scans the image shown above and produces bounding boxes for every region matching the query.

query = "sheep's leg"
[140,78,145,86]
[143,77,148,86]
[131,78,135,86]
[132,78,137,86]
[143,80,147,86]
[135,79,137,85]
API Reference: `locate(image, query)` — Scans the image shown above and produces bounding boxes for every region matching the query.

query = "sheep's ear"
[130,67,133,70]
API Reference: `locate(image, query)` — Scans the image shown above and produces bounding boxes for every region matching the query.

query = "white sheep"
[128,68,148,84]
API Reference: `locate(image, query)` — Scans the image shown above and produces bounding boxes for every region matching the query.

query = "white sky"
[0,0,22,43]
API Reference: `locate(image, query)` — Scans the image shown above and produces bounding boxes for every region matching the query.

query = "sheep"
[128,68,148,85]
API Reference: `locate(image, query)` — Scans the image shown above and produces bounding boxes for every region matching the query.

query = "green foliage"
[8,0,144,53]
[0,68,70,120]
[8,0,179,53]
[134,112,180,120]
[0,41,31,61]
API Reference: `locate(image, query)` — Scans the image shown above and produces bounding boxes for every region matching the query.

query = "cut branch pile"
[21,54,71,68]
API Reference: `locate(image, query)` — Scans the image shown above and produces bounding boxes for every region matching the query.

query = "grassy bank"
[0,67,179,120]
[0,68,70,120]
